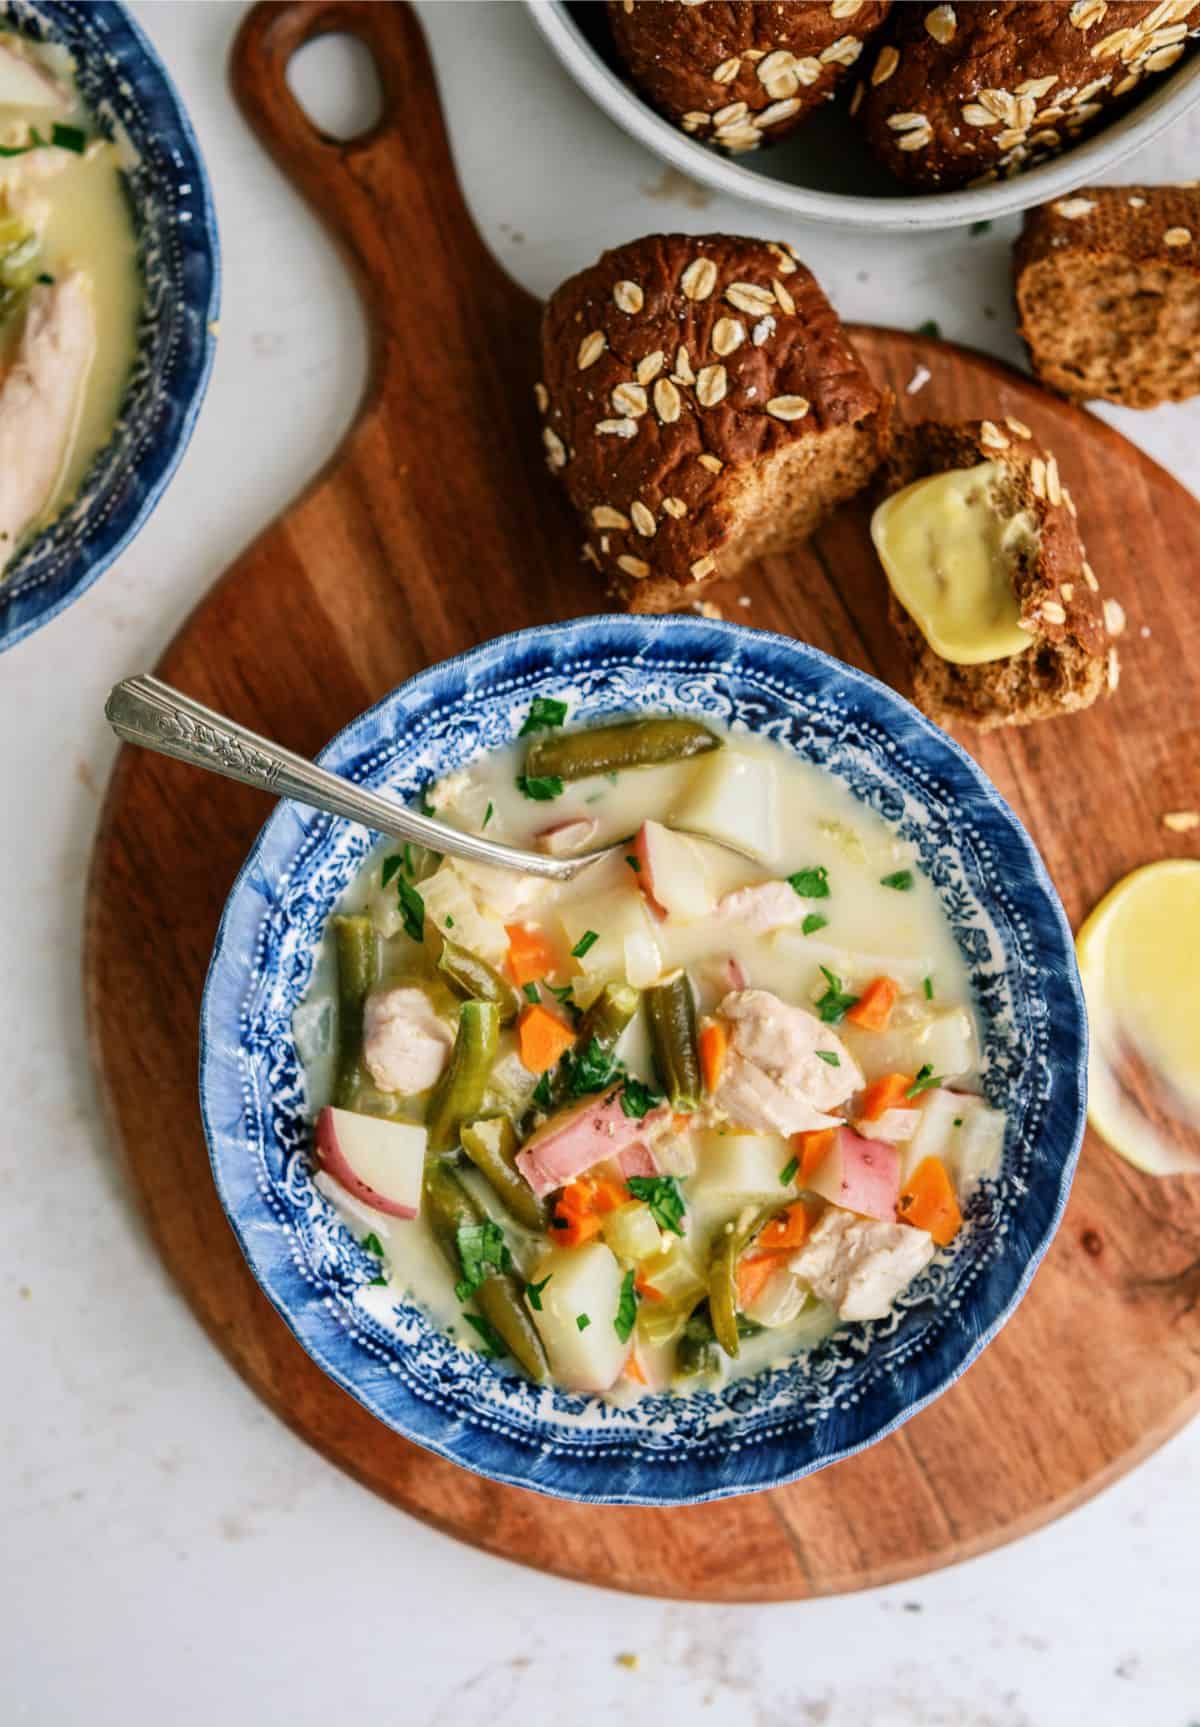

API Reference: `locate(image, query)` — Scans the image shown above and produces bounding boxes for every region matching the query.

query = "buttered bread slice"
[872,419,1122,731]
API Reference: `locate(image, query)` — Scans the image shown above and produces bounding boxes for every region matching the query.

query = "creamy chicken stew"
[0,29,140,578]
[297,705,1004,1399]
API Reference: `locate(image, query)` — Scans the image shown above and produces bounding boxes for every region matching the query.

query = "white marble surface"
[3,4,1198,1722]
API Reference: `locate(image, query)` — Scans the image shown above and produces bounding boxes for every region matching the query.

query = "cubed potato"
[672,750,779,863]
[526,1242,630,1392]
[692,1129,798,1200]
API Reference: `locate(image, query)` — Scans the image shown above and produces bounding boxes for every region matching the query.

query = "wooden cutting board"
[84,0,1200,1600]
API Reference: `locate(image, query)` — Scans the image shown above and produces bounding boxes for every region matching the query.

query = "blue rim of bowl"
[199,615,1088,1505]
[0,0,221,653]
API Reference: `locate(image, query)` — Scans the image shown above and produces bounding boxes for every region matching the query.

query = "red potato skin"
[632,822,668,919]
[315,1105,419,1220]
[812,1126,900,1222]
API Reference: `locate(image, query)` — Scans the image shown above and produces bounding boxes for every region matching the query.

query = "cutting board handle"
[230,1,511,378]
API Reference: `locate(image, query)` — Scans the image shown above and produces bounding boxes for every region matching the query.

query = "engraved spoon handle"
[103,675,593,880]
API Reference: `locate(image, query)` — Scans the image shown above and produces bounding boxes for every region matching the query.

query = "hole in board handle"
[286,31,384,143]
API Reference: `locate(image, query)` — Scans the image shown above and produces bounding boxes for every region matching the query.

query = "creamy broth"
[297,711,1002,1401]
[0,31,140,573]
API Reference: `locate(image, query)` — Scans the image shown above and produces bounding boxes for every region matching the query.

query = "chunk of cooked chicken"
[362,987,452,1095]
[713,987,863,1136]
[0,272,95,572]
[789,1207,935,1322]
[717,880,807,934]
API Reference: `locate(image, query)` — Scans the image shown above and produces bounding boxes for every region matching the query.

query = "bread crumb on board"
[1163,810,1200,834]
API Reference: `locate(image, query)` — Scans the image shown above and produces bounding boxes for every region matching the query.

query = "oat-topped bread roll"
[1015,185,1200,406]
[607,0,892,152]
[872,419,1123,730]
[855,1,1200,191]
[539,235,887,614]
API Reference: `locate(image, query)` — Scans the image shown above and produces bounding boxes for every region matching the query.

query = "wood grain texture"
[84,0,1200,1601]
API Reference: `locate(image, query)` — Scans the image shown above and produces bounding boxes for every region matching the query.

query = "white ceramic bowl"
[528,0,1200,232]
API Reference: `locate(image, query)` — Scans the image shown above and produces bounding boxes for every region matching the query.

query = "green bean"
[646,973,701,1112]
[531,981,639,1122]
[461,1113,548,1232]
[437,938,520,1025]
[332,914,381,1109]
[674,1305,722,1381]
[524,717,720,783]
[425,1000,501,1152]
[423,1158,549,1382]
[708,1205,778,1359]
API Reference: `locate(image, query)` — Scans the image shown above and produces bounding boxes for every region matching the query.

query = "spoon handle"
[103,675,573,878]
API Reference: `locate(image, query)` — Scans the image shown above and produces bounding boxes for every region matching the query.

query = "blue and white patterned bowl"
[201,616,1087,1505]
[0,1,219,654]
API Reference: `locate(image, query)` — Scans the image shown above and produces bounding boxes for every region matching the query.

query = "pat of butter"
[871,462,1036,666]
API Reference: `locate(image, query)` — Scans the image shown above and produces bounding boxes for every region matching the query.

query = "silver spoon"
[104,675,747,883]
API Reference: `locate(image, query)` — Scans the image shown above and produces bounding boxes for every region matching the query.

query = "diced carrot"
[634,1272,663,1302]
[552,1175,630,1246]
[846,975,900,1031]
[698,1019,728,1092]
[735,1249,791,1311]
[672,1113,692,1132]
[794,1128,834,1183]
[624,1353,647,1385]
[859,1071,914,1122]
[551,1206,603,1249]
[757,1201,814,1253]
[588,1175,630,1215]
[505,923,558,986]
[898,1156,963,1247]
[517,1002,577,1074]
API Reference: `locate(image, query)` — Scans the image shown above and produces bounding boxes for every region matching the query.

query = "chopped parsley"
[906,1064,942,1099]
[969,219,993,237]
[627,1175,686,1237]
[779,1155,799,1186]
[548,981,575,1006]
[816,1050,840,1067]
[788,866,830,900]
[0,122,87,159]
[802,913,828,936]
[614,1269,638,1343]
[51,122,86,154]
[396,875,425,944]
[880,869,914,892]
[815,965,860,1024]
[362,1237,387,1288]
[381,854,404,887]
[417,790,436,817]
[915,318,942,340]
[620,1076,663,1119]
[625,853,641,872]
[463,1313,507,1357]
[525,1273,553,1312]
[522,982,541,1004]
[516,773,564,802]
[565,1035,621,1097]
[482,801,494,829]
[36,271,55,285]
[444,915,454,928]
[532,1071,554,1111]
[923,976,934,1000]
[454,1219,512,1302]
[576,1313,592,1332]
[953,1116,964,1127]
[571,929,600,959]
[520,696,569,735]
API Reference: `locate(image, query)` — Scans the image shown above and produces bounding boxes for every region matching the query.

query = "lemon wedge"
[1076,860,1200,1175]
